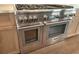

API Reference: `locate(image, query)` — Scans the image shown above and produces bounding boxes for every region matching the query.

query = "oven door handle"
[17,23,44,30]
[44,20,69,25]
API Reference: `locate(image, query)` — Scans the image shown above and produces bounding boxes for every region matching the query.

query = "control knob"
[24,16,28,23]
[18,15,24,23]
[33,15,38,22]
[43,15,48,21]
[29,15,33,23]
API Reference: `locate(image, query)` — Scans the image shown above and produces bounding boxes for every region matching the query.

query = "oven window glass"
[24,29,38,43]
[48,24,66,38]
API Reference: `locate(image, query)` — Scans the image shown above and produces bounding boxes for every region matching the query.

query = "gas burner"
[15,4,41,10]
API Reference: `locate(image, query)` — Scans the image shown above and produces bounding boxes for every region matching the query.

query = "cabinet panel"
[0,13,16,27]
[0,27,19,53]
[76,22,79,34]
[76,9,79,34]
[67,9,79,36]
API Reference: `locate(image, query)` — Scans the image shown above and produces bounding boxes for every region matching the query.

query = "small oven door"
[43,21,69,45]
[18,26,43,53]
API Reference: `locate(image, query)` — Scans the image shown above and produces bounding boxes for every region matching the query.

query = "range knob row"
[18,15,38,24]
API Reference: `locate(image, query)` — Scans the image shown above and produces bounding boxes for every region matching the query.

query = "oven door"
[18,26,43,53]
[43,21,69,46]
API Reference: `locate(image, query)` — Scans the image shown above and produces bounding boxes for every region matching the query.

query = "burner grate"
[15,4,73,10]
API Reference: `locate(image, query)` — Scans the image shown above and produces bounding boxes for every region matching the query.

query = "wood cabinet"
[0,13,16,27]
[76,21,79,34]
[76,9,79,34]
[0,12,20,53]
[67,9,79,37]
[0,26,19,53]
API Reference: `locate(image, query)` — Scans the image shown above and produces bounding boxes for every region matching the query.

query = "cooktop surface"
[15,4,73,10]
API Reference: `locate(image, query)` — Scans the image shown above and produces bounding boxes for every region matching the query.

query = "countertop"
[0,4,15,13]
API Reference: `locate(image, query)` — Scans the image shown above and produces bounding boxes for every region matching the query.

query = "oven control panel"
[48,8,76,22]
[16,12,52,26]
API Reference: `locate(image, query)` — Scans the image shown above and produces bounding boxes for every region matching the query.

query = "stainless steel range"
[15,4,53,53]
[15,4,76,53]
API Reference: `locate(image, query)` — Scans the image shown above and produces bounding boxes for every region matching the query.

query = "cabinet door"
[0,27,19,53]
[67,9,79,36]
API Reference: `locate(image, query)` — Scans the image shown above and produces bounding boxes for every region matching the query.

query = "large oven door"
[18,26,43,53]
[43,21,69,46]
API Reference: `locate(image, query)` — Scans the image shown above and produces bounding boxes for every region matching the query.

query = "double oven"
[15,4,76,53]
